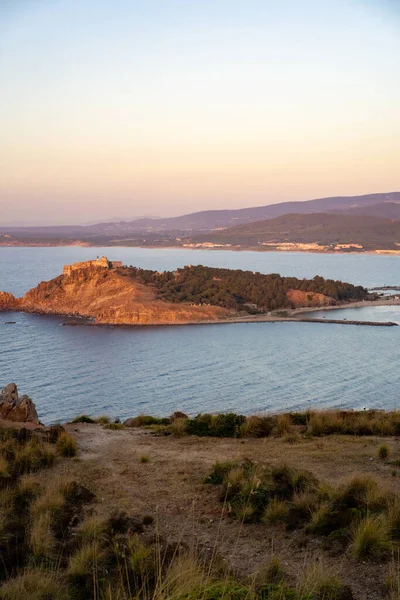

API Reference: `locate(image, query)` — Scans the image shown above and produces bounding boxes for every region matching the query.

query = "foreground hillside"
[3,408,400,599]
[0,260,368,324]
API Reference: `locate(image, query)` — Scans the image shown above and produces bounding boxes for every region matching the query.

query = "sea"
[0,247,399,424]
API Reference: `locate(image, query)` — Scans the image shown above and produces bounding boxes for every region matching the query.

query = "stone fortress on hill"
[62,256,123,276]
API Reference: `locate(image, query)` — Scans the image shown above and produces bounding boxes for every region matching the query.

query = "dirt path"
[57,425,400,599]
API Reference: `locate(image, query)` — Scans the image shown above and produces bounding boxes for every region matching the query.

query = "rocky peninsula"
[0,257,397,326]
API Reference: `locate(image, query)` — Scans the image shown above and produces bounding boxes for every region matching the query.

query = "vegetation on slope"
[128,409,400,439]
[121,265,367,312]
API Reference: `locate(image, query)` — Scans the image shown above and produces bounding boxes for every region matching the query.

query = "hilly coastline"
[1,192,400,252]
[195,213,400,251]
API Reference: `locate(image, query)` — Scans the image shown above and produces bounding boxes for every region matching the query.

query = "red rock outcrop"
[287,289,335,308]
[0,265,233,325]
[0,292,19,311]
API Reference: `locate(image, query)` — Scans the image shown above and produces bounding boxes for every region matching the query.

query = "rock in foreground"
[0,383,40,424]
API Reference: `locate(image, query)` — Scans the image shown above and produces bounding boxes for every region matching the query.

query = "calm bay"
[0,247,399,423]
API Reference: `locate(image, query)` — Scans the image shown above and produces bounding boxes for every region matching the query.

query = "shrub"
[240,415,275,438]
[285,492,318,529]
[276,413,293,436]
[378,444,390,460]
[289,412,308,426]
[307,504,337,536]
[170,418,187,437]
[103,423,124,430]
[184,413,245,437]
[95,416,111,424]
[140,455,149,463]
[125,415,170,427]
[56,432,77,457]
[204,461,239,485]
[185,414,212,436]
[224,467,246,500]
[71,415,95,424]
[334,474,379,510]
[306,411,343,436]
[211,413,246,437]
[351,515,391,559]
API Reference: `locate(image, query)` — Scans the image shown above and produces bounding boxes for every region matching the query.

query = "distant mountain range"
[126,192,400,231]
[197,213,400,250]
[1,191,400,250]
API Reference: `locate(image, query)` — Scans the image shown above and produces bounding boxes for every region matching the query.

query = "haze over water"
[0,247,399,424]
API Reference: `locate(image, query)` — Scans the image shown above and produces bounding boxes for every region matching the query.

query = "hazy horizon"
[1,0,399,225]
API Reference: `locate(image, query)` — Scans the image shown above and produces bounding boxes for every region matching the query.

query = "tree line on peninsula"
[120,265,368,312]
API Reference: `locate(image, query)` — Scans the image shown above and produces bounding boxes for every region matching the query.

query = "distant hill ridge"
[1,191,400,236]
[197,212,400,250]
[127,191,400,231]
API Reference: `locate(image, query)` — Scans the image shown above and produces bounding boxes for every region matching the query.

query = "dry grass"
[276,413,293,435]
[263,499,289,524]
[351,515,391,559]
[378,444,390,460]
[170,418,187,437]
[298,561,347,599]
[56,431,78,457]
[103,423,125,430]
[0,569,66,600]
[76,516,108,545]
[29,511,57,559]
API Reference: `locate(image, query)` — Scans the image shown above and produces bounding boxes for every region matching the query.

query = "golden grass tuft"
[170,417,187,437]
[298,561,346,598]
[276,413,293,435]
[77,516,108,545]
[95,415,111,424]
[263,499,289,524]
[158,553,206,599]
[29,512,57,559]
[103,422,125,430]
[67,542,106,577]
[351,515,391,559]
[378,444,390,460]
[0,569,66,600]
[56,431,78,457]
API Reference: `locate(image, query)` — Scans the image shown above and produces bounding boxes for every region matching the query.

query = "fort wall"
[63,257,123,276]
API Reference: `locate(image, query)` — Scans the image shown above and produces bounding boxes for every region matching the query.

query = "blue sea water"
[0,247,399,423]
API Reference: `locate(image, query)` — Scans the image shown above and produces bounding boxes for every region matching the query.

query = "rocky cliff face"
[0,291,19,311]
[0,266,233,325]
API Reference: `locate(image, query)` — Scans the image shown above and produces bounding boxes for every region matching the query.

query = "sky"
[0,0,399,225]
